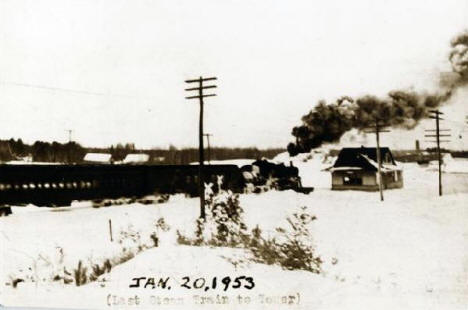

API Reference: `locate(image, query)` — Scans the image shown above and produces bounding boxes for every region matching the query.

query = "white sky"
[0,0,467,150]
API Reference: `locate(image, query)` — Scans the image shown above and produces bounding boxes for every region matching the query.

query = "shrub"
[9,217,170,288]
[89,259,112,282]
[118,224,143,252]
[176,230,192,246]
[208,189,249,246]
[70,225,148,286]
[177,182,248,247]
[248,207,322,273]
[247,226,280,265]
[150,217,170,247]
[178,180,322,273]
[112,250,135,266]
[73,260,88,286]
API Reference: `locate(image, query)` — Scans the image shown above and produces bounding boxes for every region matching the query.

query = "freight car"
[0,164,244,208]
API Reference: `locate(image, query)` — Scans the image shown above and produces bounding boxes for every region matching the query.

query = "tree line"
[0,139,284,164]
[0,138,86,163]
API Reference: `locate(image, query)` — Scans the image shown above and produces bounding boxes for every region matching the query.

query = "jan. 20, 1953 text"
[129,276,255,291]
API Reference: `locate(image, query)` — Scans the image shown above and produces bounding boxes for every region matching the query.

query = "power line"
[204,133,213,164]
[185,76,217,219]
[426,109,451,196]
[0,80,159,101]
[66,129,73,143]
[364,121,390,202]
[0,81,108,97]
[438,118,467,126]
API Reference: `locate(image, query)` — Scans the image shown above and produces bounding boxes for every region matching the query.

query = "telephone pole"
[65,129,73,163]
[425,110,451,196]
[204,133,213,164]
[364,121,390,202]
[66,129,73,143]
[185,76,217,219]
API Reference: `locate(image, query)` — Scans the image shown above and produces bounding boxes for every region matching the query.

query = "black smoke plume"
[441,30,468,88]
[287,30,467,156]
[449,30,468,84]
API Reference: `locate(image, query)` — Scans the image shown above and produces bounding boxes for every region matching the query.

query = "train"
[0,164,244,208]
[0,160,307,215]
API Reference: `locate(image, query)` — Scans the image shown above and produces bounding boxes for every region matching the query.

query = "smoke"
[287,30,467,156]
[450,30,468,80]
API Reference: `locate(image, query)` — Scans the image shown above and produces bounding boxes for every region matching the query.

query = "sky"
[0,0,468,150]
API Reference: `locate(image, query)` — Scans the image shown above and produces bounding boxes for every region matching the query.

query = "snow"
[1,161,468,309]
[358,154,402,172]
[328,167,362,171]
[444,158,468,173]
[123,154,150,164]
[190,159,256,167]
[4,161,63,165]
[83,153,112,163]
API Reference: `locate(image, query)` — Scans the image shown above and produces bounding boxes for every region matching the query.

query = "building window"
[343,173,362,185]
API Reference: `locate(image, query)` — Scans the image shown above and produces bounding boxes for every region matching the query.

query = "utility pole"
[65,129,73,164]
[204,133,213,164]
[66,129,73,143]
[185,76,217,219]
[425,110,451,196]
[364,121,390,202]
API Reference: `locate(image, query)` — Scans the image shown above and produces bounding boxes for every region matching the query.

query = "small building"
[83,153,112,164]
[330,147,403,191]
[151,156,166,163]
[123,153,150,164]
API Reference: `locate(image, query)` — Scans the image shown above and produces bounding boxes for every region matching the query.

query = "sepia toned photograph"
[0,0,467,309]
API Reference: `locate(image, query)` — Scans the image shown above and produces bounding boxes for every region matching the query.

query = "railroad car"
[0,164,244,207]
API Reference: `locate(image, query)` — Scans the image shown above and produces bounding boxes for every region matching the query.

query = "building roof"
[123,153,150,164]
[83,153,112,163]
[332,147,397,171]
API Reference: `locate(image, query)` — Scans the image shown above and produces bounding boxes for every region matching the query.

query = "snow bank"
[444,158,468,173]
[1,165,468,309]
[190,159,256,167]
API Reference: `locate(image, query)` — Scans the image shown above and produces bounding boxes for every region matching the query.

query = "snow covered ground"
[1,159,468,309]
[190,159,256,167]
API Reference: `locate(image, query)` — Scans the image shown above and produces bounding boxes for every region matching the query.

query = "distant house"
[151,156,165,163]
[330,147,403,191]
[123,153,150,164]
[83,153,112,164]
